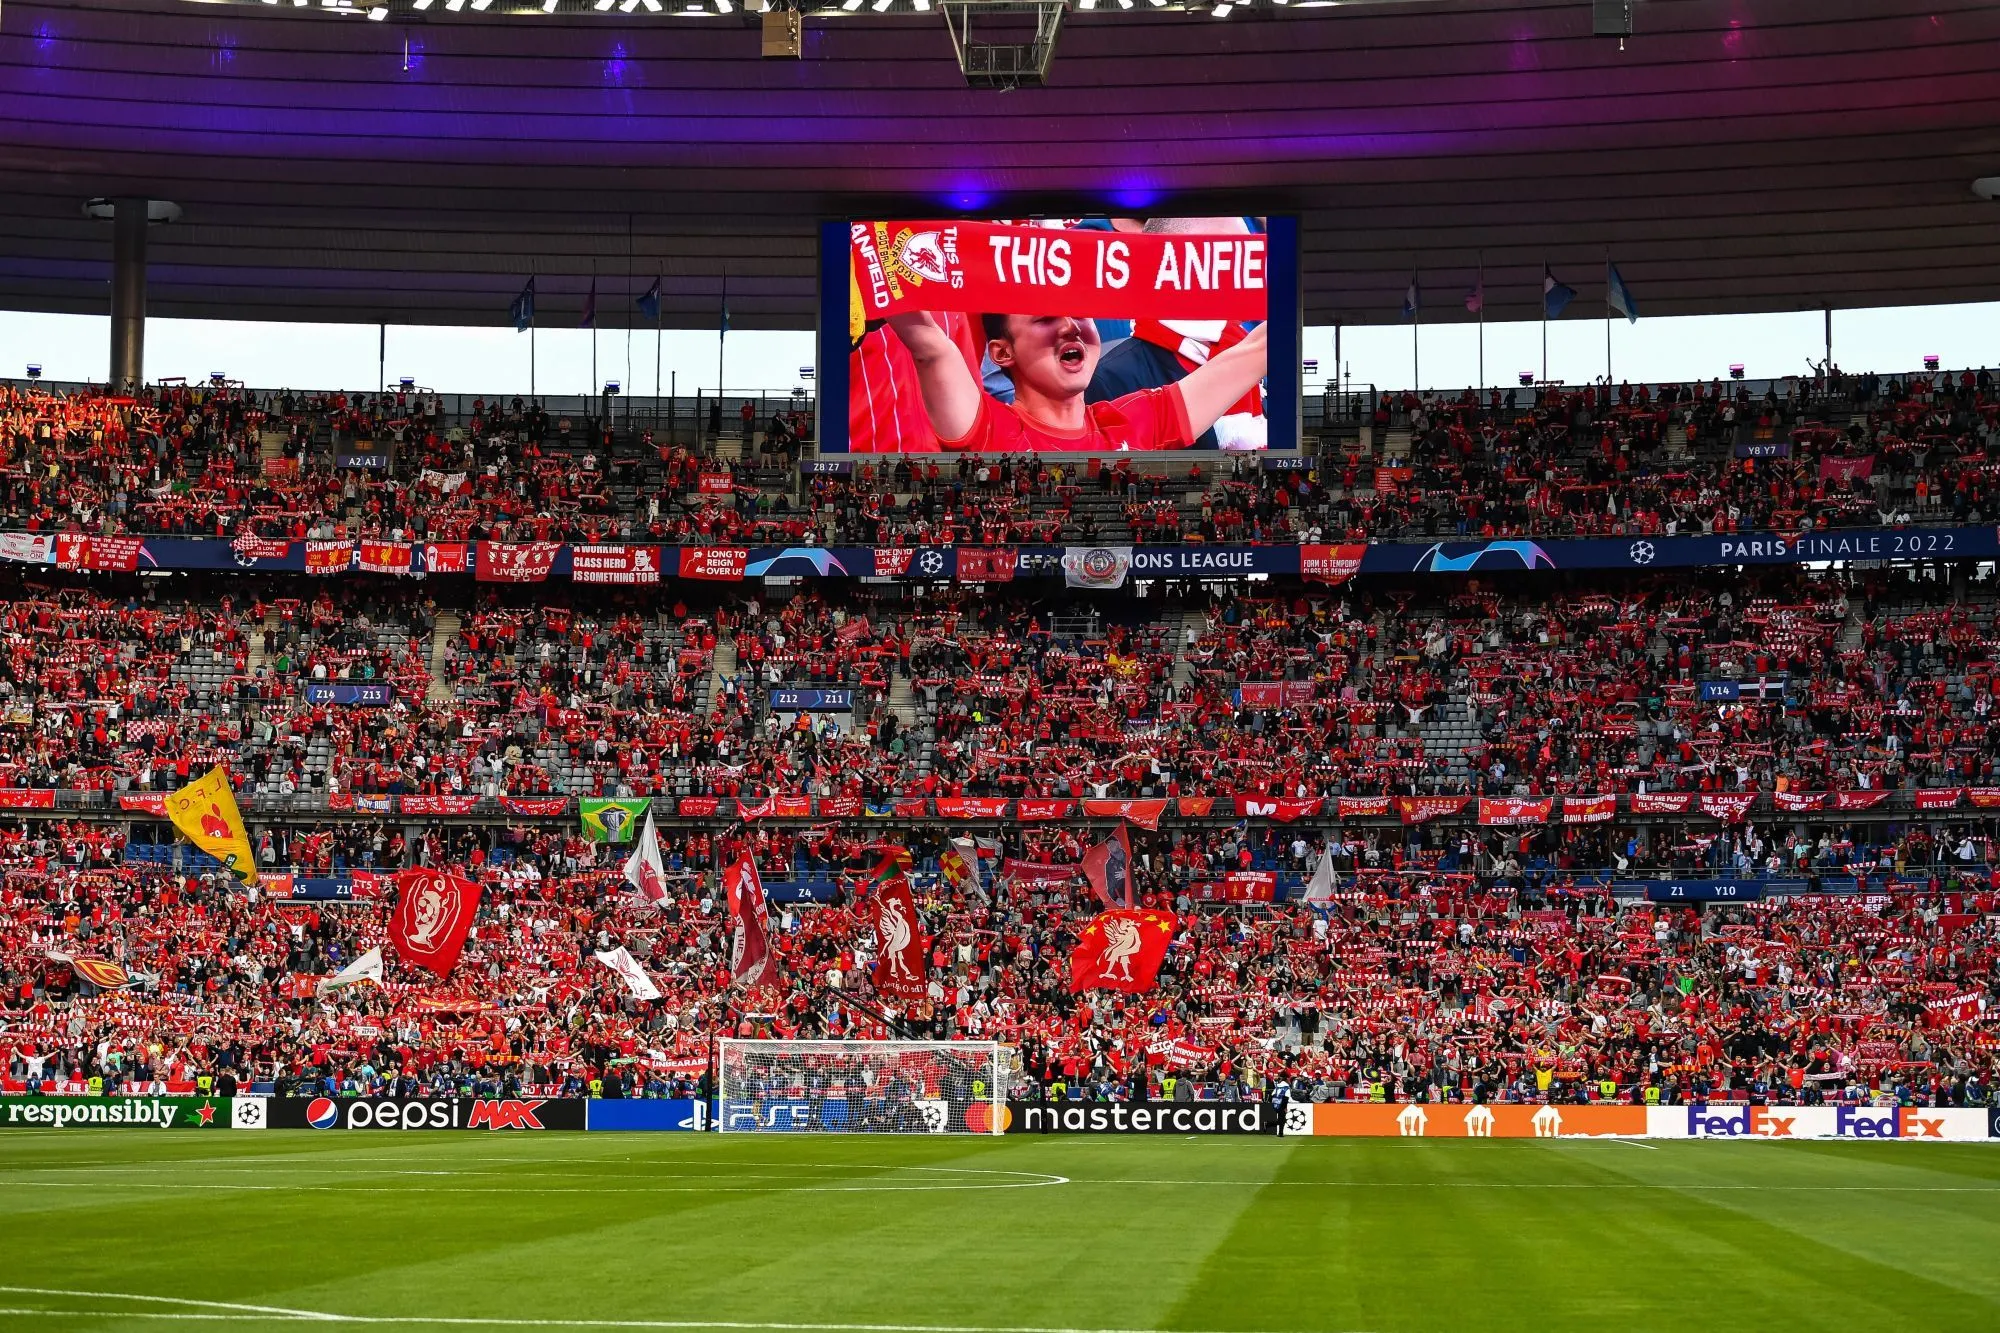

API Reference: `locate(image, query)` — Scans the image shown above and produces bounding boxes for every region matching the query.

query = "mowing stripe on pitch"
[0,1289,1365,1333]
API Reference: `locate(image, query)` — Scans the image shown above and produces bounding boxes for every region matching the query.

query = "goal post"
[716,1039,1011,1135]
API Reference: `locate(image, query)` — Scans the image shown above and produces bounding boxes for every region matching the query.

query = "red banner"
[956,547,1017,583]
[1000,859,1078,892]
[1478,797,1552,827]
[1175,796,1215,817]
[1772,791,1826,813]
[388,869,483,977]
[1237,681,1316,709]
[1016,798,1075,821]
[401,794,480,816]
[1189,870,1276,903]
[936,797,1009,820]
[1336,795,1393,818]
[676,796,721,818]
[55,535,149,573]
[1699,793,1759,823]
[477,542,561,583]
[1832,789,1892,812]
[1630,792,1694,814]
[573,544,663,585]
[1968,788,2000,809]
[1080,798,1167,830]
[305,540,353,575]
[1925,991,1984,1028]
[698,472,735,494]
[1561,794,1617,824]
[1299,544,1368,587]
[1395,795,1470,825]
[853,220,1266,323]
[357,541,412,575]
[1233,795,1323,822]
[118,792,170,815]
[868,873,930,1003]
[1914,787,1963,811]
[872,549,915,577]
[498,796,570,816]
[819,796,862,818]
[893,797,930,819]
[679,547,747,581]
[423,542,470,575]
[0,789,56,810]
[1068,908,1178,994]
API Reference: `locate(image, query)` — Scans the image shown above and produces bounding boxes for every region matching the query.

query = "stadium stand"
[2,368,1998,1112]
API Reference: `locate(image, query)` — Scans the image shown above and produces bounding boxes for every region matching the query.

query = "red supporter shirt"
[940,384,1194,454]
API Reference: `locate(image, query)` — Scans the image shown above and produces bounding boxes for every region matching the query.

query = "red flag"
[724,854,780,990]
[1068,908,1176,994]
[388,869,483,977]
[869,873,929,1003]
[1082,823,1133,907]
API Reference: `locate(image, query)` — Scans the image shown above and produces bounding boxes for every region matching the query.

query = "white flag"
[316,947,383,996]
[1302,846,1338,907]
[623,810,669,907]
[944,836,985,897]
[594,946,662,1001]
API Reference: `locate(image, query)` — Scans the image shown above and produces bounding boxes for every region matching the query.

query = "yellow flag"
[163,766,257,883]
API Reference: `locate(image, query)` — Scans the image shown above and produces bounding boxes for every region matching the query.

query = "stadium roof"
[1,0,1997,331]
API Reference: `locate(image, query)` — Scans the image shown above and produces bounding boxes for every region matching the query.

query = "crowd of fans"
[2,367,1998,1111]
[5,365,1998,546]
[2,820,1994,1107]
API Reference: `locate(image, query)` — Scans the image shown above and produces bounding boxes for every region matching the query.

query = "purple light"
[604,42,630,86]
[1108,180,1160,210]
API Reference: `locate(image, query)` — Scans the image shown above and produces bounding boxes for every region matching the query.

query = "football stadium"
[3,0,2000,1327]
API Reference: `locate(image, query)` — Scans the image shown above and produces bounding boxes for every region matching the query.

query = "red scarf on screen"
[1130,320,1263,417]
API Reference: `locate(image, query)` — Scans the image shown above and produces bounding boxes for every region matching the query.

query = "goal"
[716,1039,1011,1134]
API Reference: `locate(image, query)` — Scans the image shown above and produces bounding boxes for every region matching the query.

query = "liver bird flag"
[1068,908,1176,994]
[724,853,781,990]
[163,765,257,884]
[869,872,930,1004]
[623,810,669,907]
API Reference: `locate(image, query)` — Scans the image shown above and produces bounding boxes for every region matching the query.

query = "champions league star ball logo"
[405,874,458,950]
[918,550,946,576]
[1628,540,1656,565]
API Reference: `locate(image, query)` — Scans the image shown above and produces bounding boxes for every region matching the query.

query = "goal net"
[716,1039,1010,1134]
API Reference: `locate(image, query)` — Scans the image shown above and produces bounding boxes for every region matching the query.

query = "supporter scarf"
[1130,319,1263,418]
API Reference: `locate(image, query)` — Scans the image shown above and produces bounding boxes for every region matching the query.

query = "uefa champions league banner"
[5,527,1995,582]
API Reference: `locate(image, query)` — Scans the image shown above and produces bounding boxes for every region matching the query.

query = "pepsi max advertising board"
[271,1097,587,1131]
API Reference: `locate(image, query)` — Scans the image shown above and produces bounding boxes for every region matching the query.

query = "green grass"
[3,1132,1999,1331]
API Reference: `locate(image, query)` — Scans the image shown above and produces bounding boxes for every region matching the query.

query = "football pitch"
[4,1133,1999,1331]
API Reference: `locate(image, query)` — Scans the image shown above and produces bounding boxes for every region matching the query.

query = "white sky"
[2,301,1996,397]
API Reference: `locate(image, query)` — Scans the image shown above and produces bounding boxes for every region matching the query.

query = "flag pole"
[1476,252,1485,392]
[654,276,663,431]
[717,272,728,427]
[1604,253,1613,385]
[1413,276,1420,392]
[1540,259,1548,386]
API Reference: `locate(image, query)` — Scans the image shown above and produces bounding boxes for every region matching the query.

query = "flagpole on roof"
[1604,250,1613,386]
